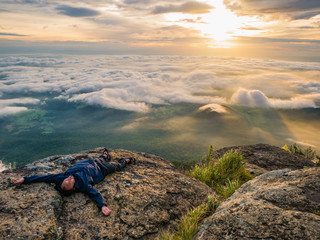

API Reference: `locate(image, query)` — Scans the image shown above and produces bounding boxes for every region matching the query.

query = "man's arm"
[83,158,134,216]
[84,184,111,216]
[13,174,61,185]
[98,158,134,216]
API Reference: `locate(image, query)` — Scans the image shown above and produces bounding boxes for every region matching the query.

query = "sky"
[0,0,319,60]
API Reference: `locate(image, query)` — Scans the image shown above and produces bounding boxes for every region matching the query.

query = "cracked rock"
[0,148,214,239]
[195,167,320,240]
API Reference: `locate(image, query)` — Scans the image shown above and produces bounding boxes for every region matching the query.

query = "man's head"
[61,175,75,196]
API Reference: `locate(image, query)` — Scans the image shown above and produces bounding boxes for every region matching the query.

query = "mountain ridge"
[0,144,319,239]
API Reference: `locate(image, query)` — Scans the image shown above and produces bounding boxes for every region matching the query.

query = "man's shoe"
[128,157,136,164]
[103,148,111,161]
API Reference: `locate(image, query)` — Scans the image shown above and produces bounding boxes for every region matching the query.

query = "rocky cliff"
[195,167,320,240]
[0,148,215,239]
[212,143,316,176]
[196,144,320,240]
[0,144,319,240]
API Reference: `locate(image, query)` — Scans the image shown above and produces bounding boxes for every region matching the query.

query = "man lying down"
[13,148,135,216]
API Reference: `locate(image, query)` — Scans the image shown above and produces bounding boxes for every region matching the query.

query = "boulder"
[0,148,215,239]
[195,167,320,240]
[212,144,315,175]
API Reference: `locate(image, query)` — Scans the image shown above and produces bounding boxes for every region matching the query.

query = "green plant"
[157,196,218,240]
[218,178,240,199]
[283,143,320,165]
[213,151,252,184]
[303,147,316,160]
[187,162,215,187]
[205,145,214,165]
[187,148,253,199]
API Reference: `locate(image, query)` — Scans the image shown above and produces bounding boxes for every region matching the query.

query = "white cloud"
[0,98,40,117]
[67,81,226,112]
[270,97,316,109]
[69,88,150,113]
[0,98,40,106]
[0,106,28,117]
[294,81,320,94]
[0,56,65,67]
[231,88,271,107]
[231,88,317,109]
[306,93,320,100]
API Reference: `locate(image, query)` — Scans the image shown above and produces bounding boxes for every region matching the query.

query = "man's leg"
[95,158,128,175]
[110,158,127,171]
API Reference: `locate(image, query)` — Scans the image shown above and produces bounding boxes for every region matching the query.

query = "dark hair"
[61,188,75,196]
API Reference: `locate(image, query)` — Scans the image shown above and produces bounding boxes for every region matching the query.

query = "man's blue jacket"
[23,158,127,209]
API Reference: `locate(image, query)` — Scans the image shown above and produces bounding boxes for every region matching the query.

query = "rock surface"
[195,167,320,240]
[212,144,315,175]
[0,148,215,239]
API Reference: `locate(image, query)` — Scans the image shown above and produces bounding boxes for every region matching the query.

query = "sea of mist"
[0,55,319,168]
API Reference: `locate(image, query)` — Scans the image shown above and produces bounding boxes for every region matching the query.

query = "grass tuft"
[218,178,240,200]
[158,146,253,240]
[158,196,218,240]
[188,147,253,199]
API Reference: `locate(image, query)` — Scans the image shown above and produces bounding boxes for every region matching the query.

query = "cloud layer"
[0,55,319,116]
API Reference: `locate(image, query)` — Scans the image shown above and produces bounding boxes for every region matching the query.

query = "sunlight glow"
[164,0,265,48]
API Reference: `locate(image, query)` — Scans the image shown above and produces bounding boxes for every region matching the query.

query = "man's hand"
[101,206,112,216]
[13,178,24,185]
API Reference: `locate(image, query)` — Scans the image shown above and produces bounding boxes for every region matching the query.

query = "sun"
[199,0,243,46]
[164,0,263,48]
